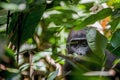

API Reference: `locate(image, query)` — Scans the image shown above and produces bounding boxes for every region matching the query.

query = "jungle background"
[0,0,120,80]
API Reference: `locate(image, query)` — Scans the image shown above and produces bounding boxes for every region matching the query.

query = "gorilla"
[63,29,120,80]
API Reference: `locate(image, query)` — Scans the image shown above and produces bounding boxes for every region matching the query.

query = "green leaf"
[9,5,45,47]
[20,5,45,45]
[47,69,59,80]
[110,18,120,31]
[110,29,120,48]
[0,10,7,24]
[0,2,18,10]
[75,8,112,29]
[86,28,107,59]
[107,0,120,8]
[112,46,120,56]
[113,58,120,66]
[107,41,120,56]
[5,47,14,59]
[110,9,120,31]
[7,12,18,34]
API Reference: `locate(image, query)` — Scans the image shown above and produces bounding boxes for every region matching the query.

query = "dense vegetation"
[0,0,120,80]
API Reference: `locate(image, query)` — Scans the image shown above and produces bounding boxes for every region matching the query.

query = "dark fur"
[64,29,120,80]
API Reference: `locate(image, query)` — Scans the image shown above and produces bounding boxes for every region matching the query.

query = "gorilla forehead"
[67,30,86,42]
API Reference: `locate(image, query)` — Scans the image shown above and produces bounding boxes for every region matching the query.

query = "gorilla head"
[67,30,90,56]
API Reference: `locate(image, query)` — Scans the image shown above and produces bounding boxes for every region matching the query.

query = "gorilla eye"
[81,40,87,47]
[69,41,78,47]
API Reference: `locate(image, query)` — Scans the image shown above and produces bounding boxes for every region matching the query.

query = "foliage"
[0,0,120,80]
[86,27,107,60]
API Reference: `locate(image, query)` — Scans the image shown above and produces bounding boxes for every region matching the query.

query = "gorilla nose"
[78,53,84,56]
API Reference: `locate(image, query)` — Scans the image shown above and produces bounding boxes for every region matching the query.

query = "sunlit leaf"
[0,2,18,10]
[84,71,112,76]
[7,68,19,73]
[5,47,14,59]
[113,58,120,66]
[75,8,112,29]
[107,0,120,8]
[19,63,29,71]
[33,51,52,62]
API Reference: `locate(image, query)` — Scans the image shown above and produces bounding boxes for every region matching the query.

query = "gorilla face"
[68,38,89,55]
[67,29,91,56]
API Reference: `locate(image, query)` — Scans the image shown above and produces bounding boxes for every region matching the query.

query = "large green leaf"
[7,12,18,34]
[75,8,112,29]
[86,28,107,59]
[20,5,45,45]
[9,5,45,47]
[110,29,120,48]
